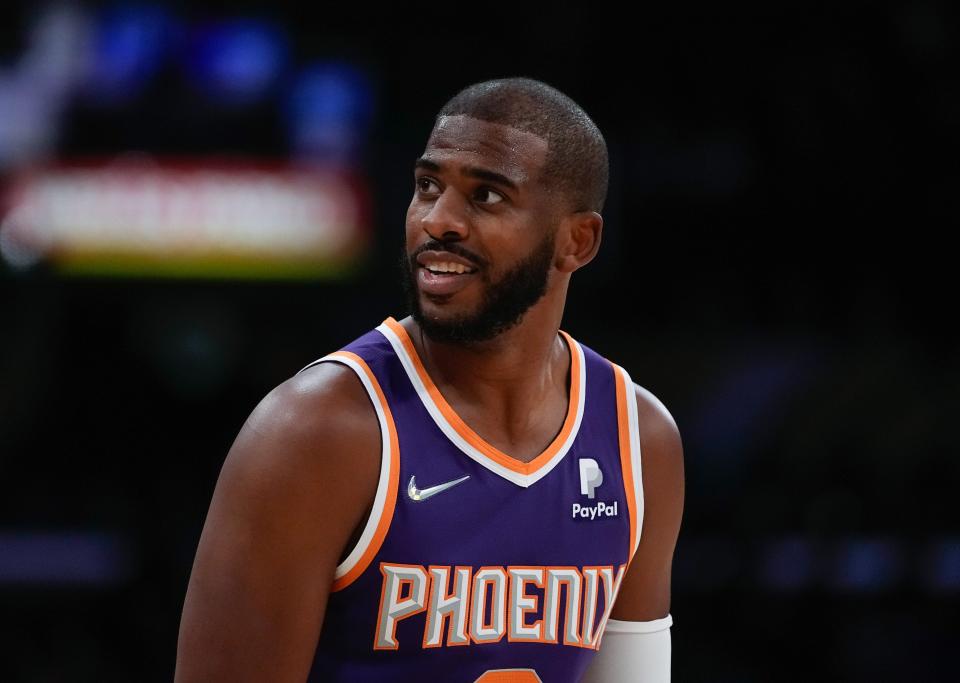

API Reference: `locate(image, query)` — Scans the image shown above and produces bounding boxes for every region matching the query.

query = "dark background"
[1,1,957,681]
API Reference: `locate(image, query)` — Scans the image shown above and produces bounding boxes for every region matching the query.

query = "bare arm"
[175,363,381,682]
[581,383,685,682]
[608,383,685,621]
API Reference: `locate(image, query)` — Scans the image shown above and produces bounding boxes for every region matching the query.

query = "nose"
[420,188,469,241]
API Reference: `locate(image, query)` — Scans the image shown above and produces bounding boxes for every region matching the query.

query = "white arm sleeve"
[579,614,673,683]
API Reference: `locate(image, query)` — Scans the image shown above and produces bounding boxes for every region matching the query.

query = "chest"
[307,323,643,682]
[359,409,631,650]
[387,425,630,567]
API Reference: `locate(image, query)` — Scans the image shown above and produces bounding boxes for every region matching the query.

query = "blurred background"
[1,1,957,681]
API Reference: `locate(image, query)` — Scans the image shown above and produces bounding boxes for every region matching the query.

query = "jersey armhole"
[298,352,400,592]
[611,362,644,564]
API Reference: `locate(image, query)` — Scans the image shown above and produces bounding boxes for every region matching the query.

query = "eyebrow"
[414,157,520,192]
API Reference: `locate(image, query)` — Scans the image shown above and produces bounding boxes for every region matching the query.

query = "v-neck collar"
[376,316,586,488]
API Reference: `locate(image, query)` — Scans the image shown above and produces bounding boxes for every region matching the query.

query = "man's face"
[400,115,557,344]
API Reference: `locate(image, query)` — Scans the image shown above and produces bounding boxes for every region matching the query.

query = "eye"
[415,177,440,194]
[474,187,505,205]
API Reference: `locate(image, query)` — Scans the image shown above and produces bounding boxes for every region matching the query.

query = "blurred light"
[758,536,816,592]
[924,538,960,593]
[830,537,902,593]
[0,159,368,279]
[19,3,91,98]
[0,72,59,170]
[0,4,91,169]
[84,4,172,104]
[0,531,132,585]
[286,62,374,163]
[186,19,288,105]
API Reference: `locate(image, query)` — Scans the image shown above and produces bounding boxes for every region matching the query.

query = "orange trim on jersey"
[328,351,401,592]
[475,670,543,683]
[383,317,581,476]
[612,363,639,565]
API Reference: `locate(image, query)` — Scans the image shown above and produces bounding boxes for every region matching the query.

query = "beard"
[398,230,556,345]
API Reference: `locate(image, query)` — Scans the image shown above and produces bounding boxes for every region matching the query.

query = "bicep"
[609,385,685,621]
[175,370,380,682]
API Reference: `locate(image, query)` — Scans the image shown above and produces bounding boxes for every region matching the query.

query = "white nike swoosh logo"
[407,474,470,502]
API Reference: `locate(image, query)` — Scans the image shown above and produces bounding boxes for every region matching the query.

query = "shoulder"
[175,360,382,680]
[245,360,380,451]
[218,360,383,520]
[632,382,685,523]
[632,383,684,479]
[198,359,384,585]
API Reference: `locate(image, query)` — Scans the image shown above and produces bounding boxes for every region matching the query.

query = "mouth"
[414,252,480,298]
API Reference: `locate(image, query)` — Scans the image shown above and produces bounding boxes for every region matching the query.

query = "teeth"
[426,261,472,274]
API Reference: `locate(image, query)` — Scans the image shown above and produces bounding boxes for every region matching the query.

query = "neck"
[401,289,571,454]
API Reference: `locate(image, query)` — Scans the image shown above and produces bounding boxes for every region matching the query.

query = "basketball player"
[176,78,684,682]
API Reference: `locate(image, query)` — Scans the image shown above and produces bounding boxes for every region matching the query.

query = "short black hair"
[435,77,609,214]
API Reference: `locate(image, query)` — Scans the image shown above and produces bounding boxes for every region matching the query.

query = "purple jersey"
[301,317,644,683]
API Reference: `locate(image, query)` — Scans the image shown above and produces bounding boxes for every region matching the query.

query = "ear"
[555,211,603,273]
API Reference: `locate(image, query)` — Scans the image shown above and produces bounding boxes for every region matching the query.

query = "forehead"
[421,115,549,188]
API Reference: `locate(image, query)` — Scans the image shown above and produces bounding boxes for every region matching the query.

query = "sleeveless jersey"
[301,317,645,683]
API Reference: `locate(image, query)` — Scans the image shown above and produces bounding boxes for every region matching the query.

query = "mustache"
[409,240,487,269]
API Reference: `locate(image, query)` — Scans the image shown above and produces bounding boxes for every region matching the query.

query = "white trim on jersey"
[613,363,645,560]
[376,321,587,489]
[297,352,397,586]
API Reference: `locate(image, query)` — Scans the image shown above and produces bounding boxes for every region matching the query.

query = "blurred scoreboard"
[0,159,370,279]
